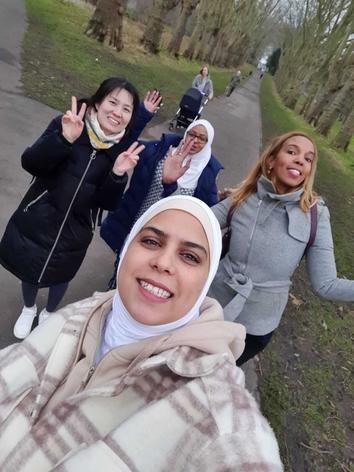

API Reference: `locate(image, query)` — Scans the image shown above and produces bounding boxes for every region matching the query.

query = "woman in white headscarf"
[101,119,224,290]
[0,196,283,471]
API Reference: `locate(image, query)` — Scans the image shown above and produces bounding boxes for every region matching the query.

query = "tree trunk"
[183,1,208,59]
[316,71,354,137]
[305,71,343,125]
[299,84,317,116]
[194,22,211,61]
[167,0,199,56]
[332,106,354,151]
[85,0,127,51]
[284,85,302,110]
[210,35,225,65]
[141,0,181,54]
[201,27,219,63]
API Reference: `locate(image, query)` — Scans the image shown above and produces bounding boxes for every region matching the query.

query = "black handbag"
[220,205,235,259]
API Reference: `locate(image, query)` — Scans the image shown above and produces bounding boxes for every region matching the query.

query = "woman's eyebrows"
[140,226,166,236]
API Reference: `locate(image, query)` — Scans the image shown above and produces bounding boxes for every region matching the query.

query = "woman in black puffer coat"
[0,78,160,339]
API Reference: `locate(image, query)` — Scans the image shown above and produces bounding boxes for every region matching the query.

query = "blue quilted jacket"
[100,133,223,253]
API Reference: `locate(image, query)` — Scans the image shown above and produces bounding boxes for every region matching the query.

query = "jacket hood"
[155,297,245,362]
[95,293,245,365]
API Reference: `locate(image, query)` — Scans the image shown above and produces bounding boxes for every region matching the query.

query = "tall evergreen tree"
[266,48,281,75]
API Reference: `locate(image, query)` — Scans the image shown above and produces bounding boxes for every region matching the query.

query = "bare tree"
[274,0,354,118]
[85,0,127,51]
[167,0,199,56]
[183,0,209,59]
[316,67,354,137]
[332,104,354,151]
[141,0,182,54]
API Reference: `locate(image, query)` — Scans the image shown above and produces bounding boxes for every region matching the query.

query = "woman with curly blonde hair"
[208,131,354,365]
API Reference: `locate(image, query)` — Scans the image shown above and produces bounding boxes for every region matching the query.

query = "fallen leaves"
[289,293,303,307]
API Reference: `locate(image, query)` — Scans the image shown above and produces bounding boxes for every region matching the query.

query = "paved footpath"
[0,0,262,394]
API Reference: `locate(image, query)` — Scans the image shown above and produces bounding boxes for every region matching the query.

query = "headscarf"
[96,196,222,360]
[172,119,215,190]
[85,106,125,149]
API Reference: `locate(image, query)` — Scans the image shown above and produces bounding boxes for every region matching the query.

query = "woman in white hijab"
[101,119,224,290]
[0,196,282,472]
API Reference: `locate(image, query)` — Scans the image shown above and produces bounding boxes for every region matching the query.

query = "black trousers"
[236,330,274,366]
[22,281,69,312]
[226,86,235,97]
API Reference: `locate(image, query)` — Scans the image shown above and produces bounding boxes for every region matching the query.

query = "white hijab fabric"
[173,119,215,190]
[97,196,222,360]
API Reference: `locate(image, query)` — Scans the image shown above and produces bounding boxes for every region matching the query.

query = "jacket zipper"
[38,150,97,283]
[241,199,262,271]
[81,365,95,389]
[79,309,106,392]
[23,190,48,212]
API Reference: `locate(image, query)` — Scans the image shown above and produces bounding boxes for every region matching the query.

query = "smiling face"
[201,67,209,77]
[118,210,210,326]
[268,135,315,194]
[186,124,208,154]
[95,88,133,135]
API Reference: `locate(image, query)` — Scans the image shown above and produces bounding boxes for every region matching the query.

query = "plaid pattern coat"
[0,293,283,471]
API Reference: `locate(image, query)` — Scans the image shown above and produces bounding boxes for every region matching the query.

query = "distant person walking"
[226,70,241,97]
[192,66,214,102]
[0,78,160,339]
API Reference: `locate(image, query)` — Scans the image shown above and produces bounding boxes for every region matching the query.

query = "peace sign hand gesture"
[112,142,145,176]
[61,96,87,144]
[162,138,194,184]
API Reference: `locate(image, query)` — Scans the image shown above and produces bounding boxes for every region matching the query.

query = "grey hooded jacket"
[208,176,354,335]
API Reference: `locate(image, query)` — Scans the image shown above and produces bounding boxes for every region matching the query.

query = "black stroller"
[168,88,208,131]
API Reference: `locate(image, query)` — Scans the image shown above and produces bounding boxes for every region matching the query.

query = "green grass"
[22,0,253,121]
[259,74,354,472]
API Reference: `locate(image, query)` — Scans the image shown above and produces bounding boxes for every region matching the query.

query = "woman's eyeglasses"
[187,131,208,144]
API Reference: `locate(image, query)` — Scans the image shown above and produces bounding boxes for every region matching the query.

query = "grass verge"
[22,0,253,123]
[259,74,354,472]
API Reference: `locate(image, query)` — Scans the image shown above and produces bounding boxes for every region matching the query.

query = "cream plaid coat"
[0,293,283,471]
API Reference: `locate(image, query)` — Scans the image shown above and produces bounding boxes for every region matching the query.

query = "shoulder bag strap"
[305,204,318,252]
[226,204,235,228]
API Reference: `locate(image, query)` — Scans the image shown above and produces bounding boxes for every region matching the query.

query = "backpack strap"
[305,204,317,252]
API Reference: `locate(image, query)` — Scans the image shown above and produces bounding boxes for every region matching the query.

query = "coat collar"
[257,174,303,202]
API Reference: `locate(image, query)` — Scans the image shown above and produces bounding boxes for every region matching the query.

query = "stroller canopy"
[180,88,203,114]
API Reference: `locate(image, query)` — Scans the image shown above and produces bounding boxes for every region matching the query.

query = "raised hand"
[61,96,87,143]
[162,138,195,184]
[112,142,145,176]
[143,90,163,114]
